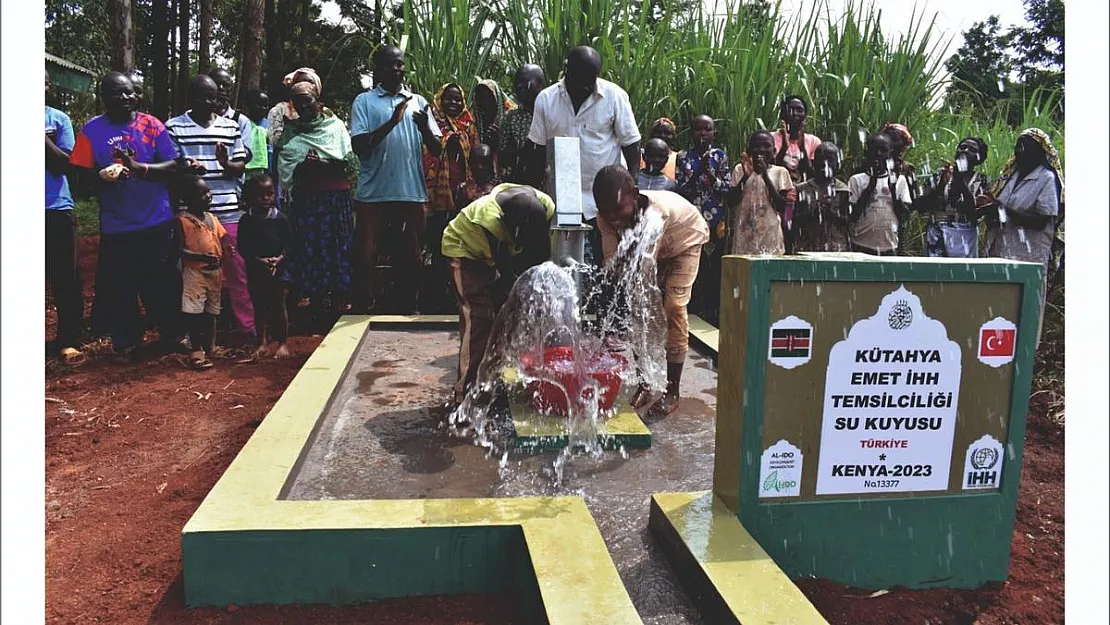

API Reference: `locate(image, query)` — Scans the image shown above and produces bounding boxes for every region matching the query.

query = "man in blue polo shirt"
[349,45,442,314]
[45,71,85,364]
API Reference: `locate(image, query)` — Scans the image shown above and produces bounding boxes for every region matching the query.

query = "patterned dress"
[675,147,730,255]
[497,107,533,182]
[727,164,794,256]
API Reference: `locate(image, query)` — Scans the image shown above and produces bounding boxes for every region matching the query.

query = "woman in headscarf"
[639,117,679,181]
[471,78,515,162]
[276,80,359,316]
[914,137,993,258]
[985,129,1064,329]
[422,82,479,312]
[267,68,323,146]
[773,96,821,183]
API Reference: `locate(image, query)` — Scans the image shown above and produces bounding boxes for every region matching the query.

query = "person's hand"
[975,192,996,209]
[215,142,229,168]
[179,157,207,175]
[99,163,129,182]
[412,103,432,132]
[392,95,414,125]
[938,163,953,186]
[738,153,753,177]
[754,155,768,175]
[784,188,797,203]
[445,134,463,161]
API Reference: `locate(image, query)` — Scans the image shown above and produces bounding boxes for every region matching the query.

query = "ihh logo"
[965,470,998,488]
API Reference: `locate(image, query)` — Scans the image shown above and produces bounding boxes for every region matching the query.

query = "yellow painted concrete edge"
[511,399,650,438]
[688,314,720,353]
[653,491,829,625]
[183,315,642,624]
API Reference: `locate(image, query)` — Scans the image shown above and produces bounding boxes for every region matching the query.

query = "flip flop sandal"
[191,357,215,370]
[59,347,87,366]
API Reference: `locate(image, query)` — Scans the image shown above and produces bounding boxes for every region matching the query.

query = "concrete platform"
[283,325,721,624]
[182,317,644,624]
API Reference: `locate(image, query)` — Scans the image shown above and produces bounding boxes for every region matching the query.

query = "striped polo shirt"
[166,111,248,224]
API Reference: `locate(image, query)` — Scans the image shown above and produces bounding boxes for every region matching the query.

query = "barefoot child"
[793,141,851,252]
[593,165,709,417]
[847,133,912,256]
[176,176,232,370]
[726,130,796,256]
[237,173,293,358]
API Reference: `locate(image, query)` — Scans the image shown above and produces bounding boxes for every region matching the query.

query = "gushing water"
[449,211,668,483]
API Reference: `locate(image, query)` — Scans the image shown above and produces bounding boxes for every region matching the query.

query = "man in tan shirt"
[593,164,709,416]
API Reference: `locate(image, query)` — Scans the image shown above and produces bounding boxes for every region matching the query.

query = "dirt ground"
[44,236,1063,625]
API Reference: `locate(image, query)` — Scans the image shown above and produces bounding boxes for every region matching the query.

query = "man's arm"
[622,142,641,180]
[46,136,71,174]
[850,174,878,223]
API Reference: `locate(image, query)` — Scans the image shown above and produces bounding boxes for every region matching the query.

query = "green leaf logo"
[763,470,779,492]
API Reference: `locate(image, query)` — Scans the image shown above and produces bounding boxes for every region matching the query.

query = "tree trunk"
[170,0,178,108]
[108,0,135,72]
[151,0,171,120]
[198,0,213,72]
[238,0,265,104]
[176,0,191,114]
[296,0,311,66]
[265,0,284,97]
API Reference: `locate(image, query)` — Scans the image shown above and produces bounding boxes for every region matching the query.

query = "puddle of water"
[286,330,717,624]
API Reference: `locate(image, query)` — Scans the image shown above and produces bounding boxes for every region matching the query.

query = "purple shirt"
[70,112,179,235]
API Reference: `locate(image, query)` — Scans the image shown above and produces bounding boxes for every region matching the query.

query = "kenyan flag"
[770,328,811,359]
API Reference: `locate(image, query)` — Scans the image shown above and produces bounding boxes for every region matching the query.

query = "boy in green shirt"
[441,184,554,402]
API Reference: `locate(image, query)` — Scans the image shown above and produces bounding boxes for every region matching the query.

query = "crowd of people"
[45,44,1063,413]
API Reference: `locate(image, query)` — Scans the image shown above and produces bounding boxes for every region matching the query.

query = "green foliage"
[944,0,1063,119]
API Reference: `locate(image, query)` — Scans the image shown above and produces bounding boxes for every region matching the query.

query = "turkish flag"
[979,328,1016,358]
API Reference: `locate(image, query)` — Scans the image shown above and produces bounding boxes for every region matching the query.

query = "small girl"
[726,130,795,256]
[237,173,294,359]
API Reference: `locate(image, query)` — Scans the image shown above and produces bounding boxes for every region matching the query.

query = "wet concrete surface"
[286,329,719,625]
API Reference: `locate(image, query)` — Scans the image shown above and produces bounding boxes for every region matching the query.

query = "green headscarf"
[472,78,515,147]
[275,107,358,199]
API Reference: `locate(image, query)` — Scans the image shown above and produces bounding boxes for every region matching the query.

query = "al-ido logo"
[762,470,797,493]
[758,440,803,498]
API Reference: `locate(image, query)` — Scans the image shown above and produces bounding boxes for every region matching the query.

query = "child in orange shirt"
[176,176,233,370]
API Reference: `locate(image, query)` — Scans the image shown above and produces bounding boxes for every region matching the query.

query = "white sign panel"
[961,434,1005,491]
[815,285,963,495]
[759,439,803,498]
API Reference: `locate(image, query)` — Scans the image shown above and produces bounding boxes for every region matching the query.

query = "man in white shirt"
[525,46,642,264]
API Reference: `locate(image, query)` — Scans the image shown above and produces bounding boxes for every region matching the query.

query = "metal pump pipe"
[546,137,592,267]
